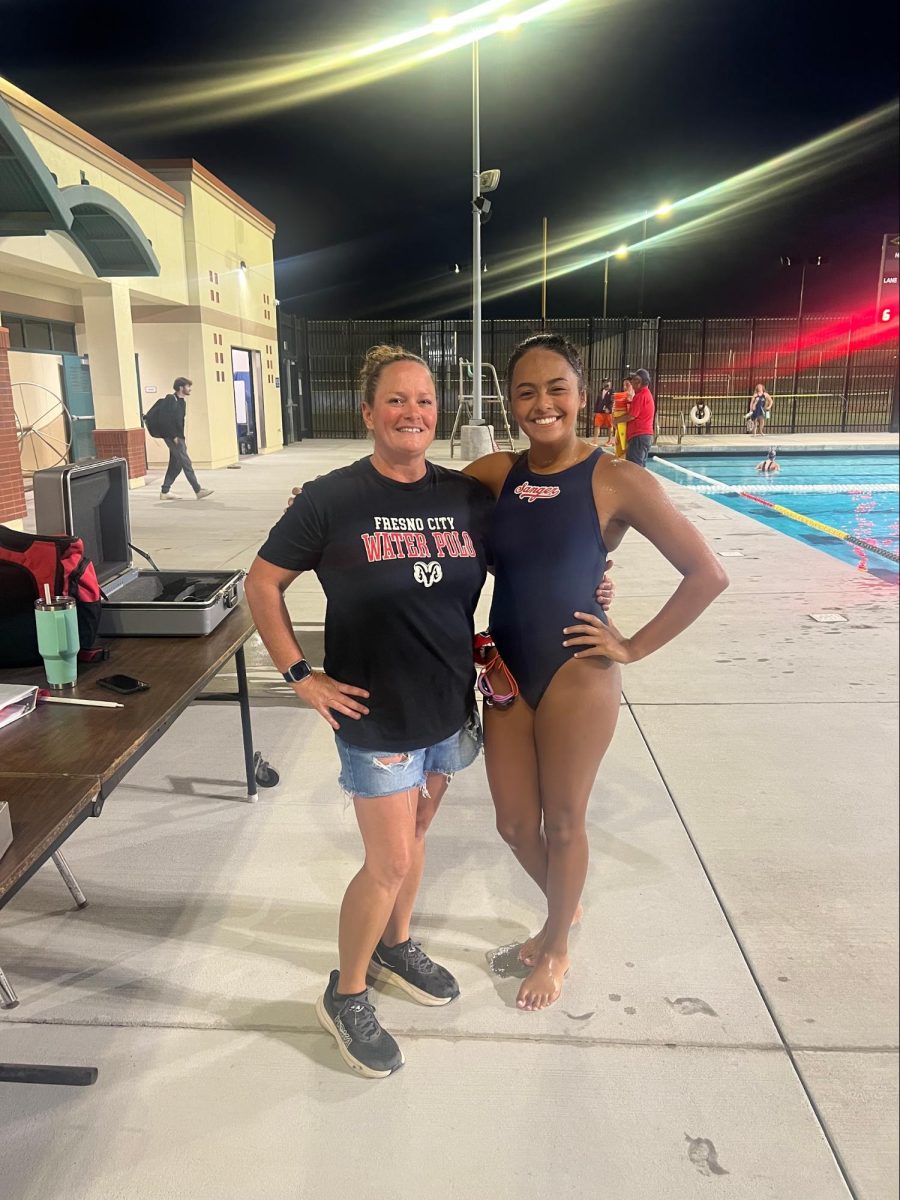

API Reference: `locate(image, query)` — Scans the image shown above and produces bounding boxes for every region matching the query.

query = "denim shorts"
[335,710,482,799]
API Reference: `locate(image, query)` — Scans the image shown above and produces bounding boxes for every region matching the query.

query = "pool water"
[650,451,900,581]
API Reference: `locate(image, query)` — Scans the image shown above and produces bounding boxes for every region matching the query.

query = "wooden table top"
[0,603,256,784]
[0,773,100,899]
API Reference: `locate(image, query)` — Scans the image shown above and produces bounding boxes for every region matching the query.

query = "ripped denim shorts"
[335,710,482,799]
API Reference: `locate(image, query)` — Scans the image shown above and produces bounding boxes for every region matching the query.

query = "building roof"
[140,159,276,236]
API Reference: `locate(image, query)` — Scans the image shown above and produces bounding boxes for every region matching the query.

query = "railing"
[656,393,894,436]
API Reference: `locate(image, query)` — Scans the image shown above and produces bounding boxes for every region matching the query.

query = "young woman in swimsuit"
[463,334,729,1012]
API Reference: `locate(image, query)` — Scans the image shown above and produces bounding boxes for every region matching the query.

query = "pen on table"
[37,690,123,709]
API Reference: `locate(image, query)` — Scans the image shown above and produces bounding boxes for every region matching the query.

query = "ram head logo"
[413,561,443,588]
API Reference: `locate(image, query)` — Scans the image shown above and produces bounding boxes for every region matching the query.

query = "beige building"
[0,77,280,522]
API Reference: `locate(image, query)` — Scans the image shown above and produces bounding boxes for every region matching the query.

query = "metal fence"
[278,314,899,441]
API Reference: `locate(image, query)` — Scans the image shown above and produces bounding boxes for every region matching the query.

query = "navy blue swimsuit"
[488,449,609,709]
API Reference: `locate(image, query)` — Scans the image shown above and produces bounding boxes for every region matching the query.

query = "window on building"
[50,322,77,353]
[23,320,53,351]
[2,312,77,353]
[4,316,25,349]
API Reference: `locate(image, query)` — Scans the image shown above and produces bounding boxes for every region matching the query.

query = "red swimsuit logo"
[514,482,561,503]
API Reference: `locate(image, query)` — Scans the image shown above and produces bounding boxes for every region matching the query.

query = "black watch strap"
[282,658,312,684]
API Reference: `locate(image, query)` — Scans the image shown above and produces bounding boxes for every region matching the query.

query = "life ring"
[690,405,711,426]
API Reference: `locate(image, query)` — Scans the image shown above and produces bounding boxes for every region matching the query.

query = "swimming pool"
[650,451,900,581]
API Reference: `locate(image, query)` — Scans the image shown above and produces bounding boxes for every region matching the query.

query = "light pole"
[471,40,482,424]
[602,245,629,320]
[463,41,500,457]
[637,202,672,318]
[781,254,828,398]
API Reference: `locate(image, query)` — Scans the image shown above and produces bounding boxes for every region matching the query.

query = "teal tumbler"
[34,596,79,689]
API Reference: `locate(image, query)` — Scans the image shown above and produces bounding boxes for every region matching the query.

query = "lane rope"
[651,456,900,565]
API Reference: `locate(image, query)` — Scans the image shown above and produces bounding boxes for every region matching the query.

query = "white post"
[471,40,483,425]
[460,39,493,459]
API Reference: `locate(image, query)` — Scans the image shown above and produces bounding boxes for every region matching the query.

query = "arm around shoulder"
[461,451,518,498]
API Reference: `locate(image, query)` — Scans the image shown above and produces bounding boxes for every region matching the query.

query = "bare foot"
[518,904,583,966]
[516,952,570,1011]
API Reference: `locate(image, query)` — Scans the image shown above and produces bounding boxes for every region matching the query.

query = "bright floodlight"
[498,14,521,29]
[615,244,629,259]
[655,201,673,217]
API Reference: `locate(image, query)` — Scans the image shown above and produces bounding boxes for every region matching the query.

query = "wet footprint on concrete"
[485,944,529,978]
[685,1134,729,1176]
[666,996,719,1017]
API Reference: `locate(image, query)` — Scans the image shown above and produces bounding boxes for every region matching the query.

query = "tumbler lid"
[34,596,76,611]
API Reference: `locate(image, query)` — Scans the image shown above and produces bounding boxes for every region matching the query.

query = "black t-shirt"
[258,457,493,750]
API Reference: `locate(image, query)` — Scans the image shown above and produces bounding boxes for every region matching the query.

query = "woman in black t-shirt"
[246,346,496,1079]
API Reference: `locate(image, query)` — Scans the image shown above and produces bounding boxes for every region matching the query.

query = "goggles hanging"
[475,643,519,709]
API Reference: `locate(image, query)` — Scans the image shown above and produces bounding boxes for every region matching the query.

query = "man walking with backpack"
[146,377,213,501]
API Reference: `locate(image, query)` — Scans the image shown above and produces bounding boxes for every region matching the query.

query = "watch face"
[284,660,311,682]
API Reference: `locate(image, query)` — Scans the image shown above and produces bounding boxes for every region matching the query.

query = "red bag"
[0,526,102,667]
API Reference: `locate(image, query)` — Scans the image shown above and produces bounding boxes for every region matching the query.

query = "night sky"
[2,0,898,320]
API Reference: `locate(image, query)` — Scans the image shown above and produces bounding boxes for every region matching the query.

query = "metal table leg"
[235,645,258,803]
[0,965,19,1009]
[0,1063,98,1086]
[52,851,88,909]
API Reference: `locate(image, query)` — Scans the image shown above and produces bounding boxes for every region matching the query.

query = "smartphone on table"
[97,674,150,695]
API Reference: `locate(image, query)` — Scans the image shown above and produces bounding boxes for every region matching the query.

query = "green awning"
[0,96,72,235]
[0,96,161,277]
[60,186,161,277]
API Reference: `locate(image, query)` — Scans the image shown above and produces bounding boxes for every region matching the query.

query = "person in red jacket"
[613,367,655,467]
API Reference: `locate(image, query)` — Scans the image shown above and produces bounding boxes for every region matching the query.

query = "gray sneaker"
[194,488,214,500]
[315,970,403,1079]
[369,938,460,1006]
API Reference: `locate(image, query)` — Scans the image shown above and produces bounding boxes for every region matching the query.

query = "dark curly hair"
[505,333,586,392]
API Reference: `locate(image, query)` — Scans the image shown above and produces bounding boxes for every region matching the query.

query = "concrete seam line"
[6,1015,897,1056]
[628,696,868,1200]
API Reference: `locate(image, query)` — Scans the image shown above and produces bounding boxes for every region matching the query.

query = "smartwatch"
[282,658,313,685]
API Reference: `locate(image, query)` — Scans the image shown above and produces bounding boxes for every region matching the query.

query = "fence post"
[839,314,854,433]
[298,317,313,439]
[698,318,707,399]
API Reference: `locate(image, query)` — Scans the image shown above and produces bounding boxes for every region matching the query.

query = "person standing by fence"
[592,378,615,447]
[746,383,771,435]
[614,368,655,466]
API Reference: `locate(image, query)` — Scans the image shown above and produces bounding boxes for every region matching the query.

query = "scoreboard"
[877,234,899,323]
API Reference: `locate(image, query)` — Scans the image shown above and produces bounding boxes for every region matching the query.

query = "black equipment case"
[33,459,244,638]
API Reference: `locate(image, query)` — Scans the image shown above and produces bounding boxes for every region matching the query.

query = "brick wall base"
[0,326,28,524]
[93,428,147,479]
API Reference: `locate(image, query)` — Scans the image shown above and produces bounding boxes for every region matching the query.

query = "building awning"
[60,186,161,277]
[0,96,160,277]
[0,96,72,235]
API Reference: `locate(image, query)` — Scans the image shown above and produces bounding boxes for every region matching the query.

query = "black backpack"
[143,395,174,438]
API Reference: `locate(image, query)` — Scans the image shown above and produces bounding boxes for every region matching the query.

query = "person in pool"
[756,446,781,472]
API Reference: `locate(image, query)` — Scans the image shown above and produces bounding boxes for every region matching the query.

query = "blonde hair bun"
[359,344,429,405]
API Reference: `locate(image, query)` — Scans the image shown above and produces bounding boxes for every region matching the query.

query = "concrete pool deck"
[1,436,897,1200]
